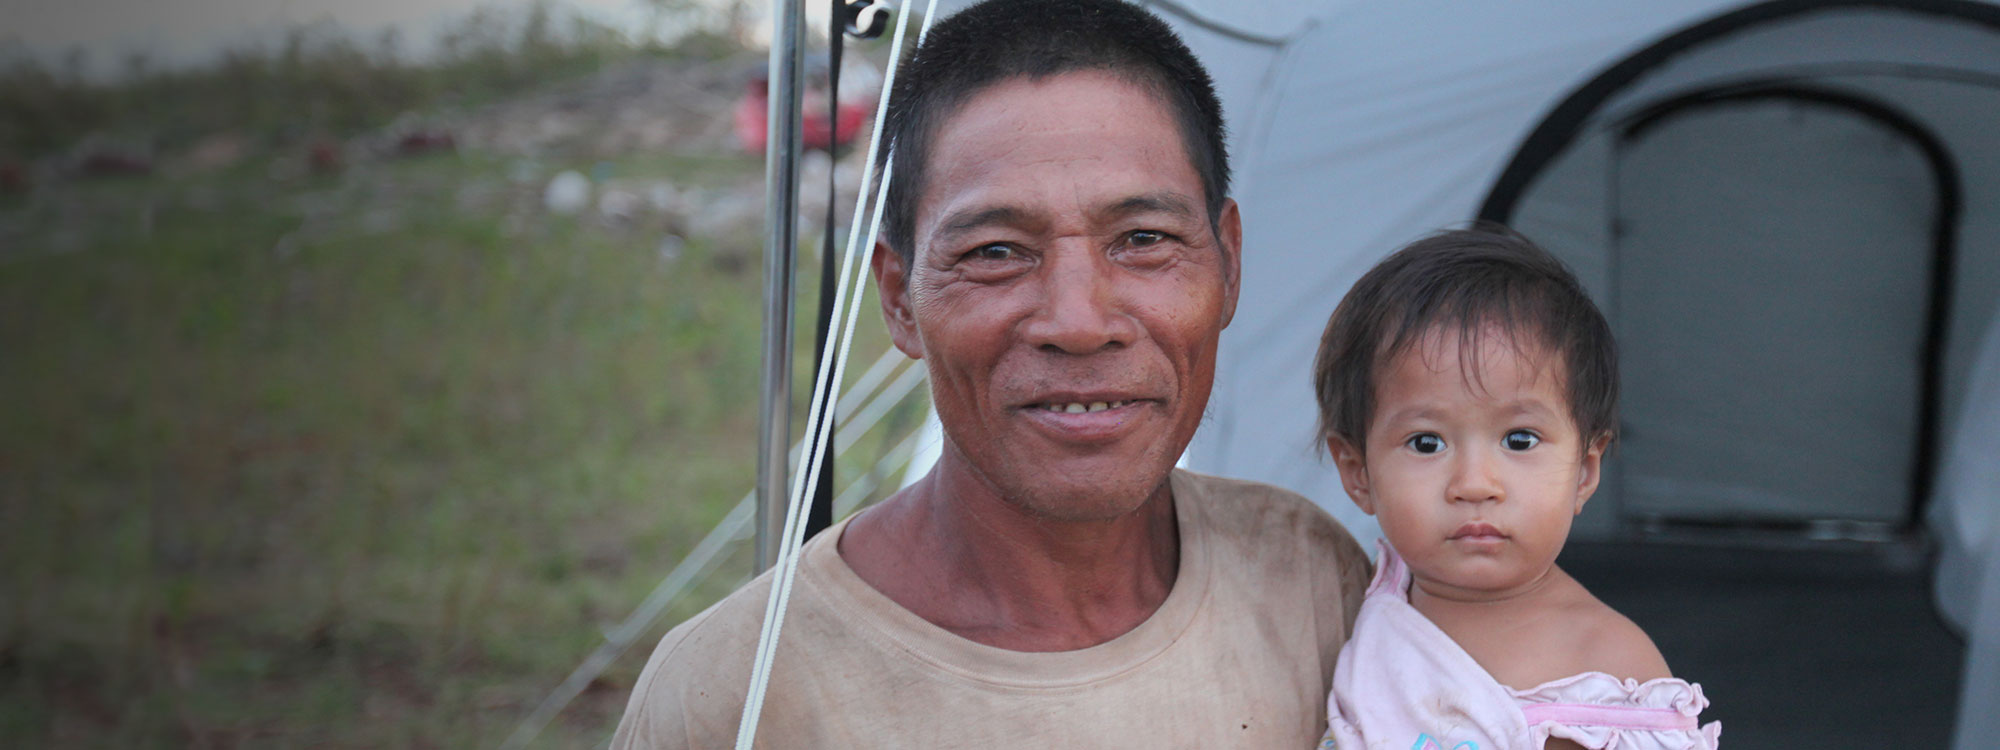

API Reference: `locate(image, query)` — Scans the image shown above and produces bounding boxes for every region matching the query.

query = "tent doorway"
[1608,93,1949,526]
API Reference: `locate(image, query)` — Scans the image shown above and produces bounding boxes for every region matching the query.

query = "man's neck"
[837,459,1181,652]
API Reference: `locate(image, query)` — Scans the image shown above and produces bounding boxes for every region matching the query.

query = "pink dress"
[1321,542,1721,750]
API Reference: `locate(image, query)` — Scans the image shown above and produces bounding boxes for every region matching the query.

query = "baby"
[1312,227,1719,750]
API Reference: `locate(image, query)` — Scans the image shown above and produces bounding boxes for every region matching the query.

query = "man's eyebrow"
[934,206,1028,242]
[1098,192,1199,222]
[930,193,1198,243]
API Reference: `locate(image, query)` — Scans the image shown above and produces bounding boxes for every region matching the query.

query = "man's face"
[873,70,1241,521]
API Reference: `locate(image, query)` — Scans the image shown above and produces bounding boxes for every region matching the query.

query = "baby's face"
[1332,327,1606,603]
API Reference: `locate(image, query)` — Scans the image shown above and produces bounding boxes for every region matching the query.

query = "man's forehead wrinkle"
[937,205,1035,239]
[913,111,1030,239]
[913,72,1199,244]
[1097,192,1199,222]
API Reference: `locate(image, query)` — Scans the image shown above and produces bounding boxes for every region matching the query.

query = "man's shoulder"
[612,575,766,748]
[1172,469,1371,686]
[1173,468,1355,547]
[648,576,772,672]
[1173,468,1370,609]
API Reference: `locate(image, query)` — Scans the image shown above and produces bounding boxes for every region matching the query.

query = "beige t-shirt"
[611,469,1371,749]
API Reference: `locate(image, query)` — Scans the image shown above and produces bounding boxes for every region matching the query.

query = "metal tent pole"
[756,0,808,574]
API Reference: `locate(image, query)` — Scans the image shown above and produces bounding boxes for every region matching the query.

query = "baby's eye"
[1504,430,1540,451]
[1406,434,1445,454]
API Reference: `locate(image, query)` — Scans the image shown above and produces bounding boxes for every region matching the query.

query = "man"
[613,1,1369,745]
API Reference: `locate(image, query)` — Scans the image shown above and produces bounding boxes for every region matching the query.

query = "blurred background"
[0,0,930,746]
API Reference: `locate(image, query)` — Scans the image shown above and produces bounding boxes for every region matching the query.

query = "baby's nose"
[1448,452,1503,503]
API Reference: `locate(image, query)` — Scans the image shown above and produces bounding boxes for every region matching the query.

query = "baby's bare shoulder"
[1477,575,1672,689]
[1558,590,1673,682]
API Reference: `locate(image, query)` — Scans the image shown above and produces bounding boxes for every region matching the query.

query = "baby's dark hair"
[1312,224,1617,455]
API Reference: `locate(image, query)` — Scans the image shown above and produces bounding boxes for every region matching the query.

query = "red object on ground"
[396,131,456,156]
[735,79,771,153]
[804,100,869,151]
[734,76,871,154]
[308,140,343,174]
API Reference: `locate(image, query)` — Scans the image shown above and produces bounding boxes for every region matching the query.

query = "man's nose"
[1022,245,1139,354]
[1448,448,1503,504]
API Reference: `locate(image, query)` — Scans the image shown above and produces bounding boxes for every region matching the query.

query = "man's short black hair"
[877,0,1229,263]
[1312,224,1619,455]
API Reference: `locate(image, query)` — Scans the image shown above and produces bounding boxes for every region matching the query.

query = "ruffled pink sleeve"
[1510,672,1721,750]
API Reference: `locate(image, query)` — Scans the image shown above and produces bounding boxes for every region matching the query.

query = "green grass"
[0,148,923,748]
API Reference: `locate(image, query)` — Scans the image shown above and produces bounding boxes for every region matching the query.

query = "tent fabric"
[1182,0,1771,547]
[901,2,1999,745]
[1169,0,2000,543]
[1130,1,1999,746]
[1140,0,2000,575]
[1933,310,2000,749]
[1954,541,2000,750]
[1934,309,2000,632]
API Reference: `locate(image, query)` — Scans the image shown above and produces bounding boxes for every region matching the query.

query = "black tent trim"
[1478,0,2000,222]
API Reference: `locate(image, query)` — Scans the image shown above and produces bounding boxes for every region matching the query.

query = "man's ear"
[872,241,924,359]
[1216,198,1242,329]
[1574,431,1612,514]
[1328,436,1374,515]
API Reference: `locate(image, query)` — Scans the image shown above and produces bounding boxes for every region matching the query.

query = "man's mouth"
[1014,396,1155,442]
[1032,400,1135,414]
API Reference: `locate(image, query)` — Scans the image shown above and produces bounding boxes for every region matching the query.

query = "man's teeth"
[1042,400,1129,413]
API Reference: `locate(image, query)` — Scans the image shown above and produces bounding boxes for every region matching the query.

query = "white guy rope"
[733,162,888,746]
[735,2,944,746]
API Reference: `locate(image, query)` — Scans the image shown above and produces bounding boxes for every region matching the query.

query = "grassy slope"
[0,147,917,747]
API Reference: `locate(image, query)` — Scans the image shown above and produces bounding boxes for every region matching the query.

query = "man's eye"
[1504,430,1541,451]
[968,244,1016,261]
[1128,230,1166,247]
[1406,434,1445,454]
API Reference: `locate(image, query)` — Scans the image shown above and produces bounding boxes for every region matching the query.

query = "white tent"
[908,0,1998,744]
[1124,0,2000,745]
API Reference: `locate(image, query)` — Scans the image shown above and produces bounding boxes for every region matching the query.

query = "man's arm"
[1311,510,1372,679]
